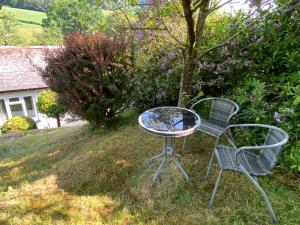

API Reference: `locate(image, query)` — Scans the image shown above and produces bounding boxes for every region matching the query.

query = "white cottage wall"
[0,90,86,129]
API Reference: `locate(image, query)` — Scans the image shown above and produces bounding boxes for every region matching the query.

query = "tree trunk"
[56,114,61,127]
[178,49,196,107]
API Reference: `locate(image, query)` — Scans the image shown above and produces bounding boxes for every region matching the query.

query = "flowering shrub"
[234,79,270,123]
[129,16,183,110]
[131,46,181,110]
[188,9,300,171]
[193,9,300,96]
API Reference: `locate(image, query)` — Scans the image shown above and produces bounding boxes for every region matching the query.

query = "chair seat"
[214,145,269,176]
[197,119,225,137]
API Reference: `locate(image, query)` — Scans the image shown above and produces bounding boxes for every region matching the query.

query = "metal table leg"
[150,136,189,185]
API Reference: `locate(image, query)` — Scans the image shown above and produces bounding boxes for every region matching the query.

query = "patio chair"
[206,124,289,223]
[182,97,239,152]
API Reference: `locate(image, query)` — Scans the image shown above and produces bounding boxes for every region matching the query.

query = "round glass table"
[139,106,201,185]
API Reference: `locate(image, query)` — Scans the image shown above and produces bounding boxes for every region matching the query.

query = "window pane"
[24,96,36,118]
[10,104,24,117]
[0,99,8,122]
[9,97,19,102]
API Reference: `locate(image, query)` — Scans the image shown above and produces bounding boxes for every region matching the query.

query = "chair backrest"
[260,127,289,171]
[209,98,239,127]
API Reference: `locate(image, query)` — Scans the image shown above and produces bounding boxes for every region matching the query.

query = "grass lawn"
[0,113,299,225]
[0,6,46,45]
[1,6,46,25]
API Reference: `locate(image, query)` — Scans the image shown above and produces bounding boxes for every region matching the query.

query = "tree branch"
[157,5,187,47]
[191,0,206,12]
[208,0,234,14]
[180,0,196,49]
[123,27,166,30]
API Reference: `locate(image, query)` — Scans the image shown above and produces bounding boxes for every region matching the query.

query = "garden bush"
[190,8,300,171]
[132,46,181,110]
[128,21,184,110]
[37,90,65,127]
[39,32,132,125]
[1,116,37,134]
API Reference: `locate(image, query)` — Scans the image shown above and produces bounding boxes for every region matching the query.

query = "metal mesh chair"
[182,97,239,152]
[206,124,289,223]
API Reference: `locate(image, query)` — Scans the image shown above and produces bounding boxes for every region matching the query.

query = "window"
[9,97,19,102]
[10,103,24,117]
[24,96,36,118]
[0,99,8,123]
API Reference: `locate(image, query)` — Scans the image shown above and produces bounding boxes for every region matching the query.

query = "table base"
[149,136,189,185]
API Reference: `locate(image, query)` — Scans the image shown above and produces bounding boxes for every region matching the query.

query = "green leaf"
[293,96,300,106]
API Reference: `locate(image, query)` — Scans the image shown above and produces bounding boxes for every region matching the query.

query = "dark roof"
[0,46,57,93]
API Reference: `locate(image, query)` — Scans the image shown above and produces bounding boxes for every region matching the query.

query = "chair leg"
[242,168,277,223]
[205,151,215,181]
[208,170,223,208]
[213,136,219,148]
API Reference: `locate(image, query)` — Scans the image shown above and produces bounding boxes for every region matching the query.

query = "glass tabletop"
[138,107,201,137]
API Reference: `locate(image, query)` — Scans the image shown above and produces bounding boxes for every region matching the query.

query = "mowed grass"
[0,6,46,45]
[1,6,46,25]
[0,113,299,225]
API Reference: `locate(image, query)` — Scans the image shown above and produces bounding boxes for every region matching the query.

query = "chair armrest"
[234,139,289,164]
[222,124,289,164]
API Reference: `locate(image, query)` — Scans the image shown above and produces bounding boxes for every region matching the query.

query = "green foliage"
[0,10,18,45]
[1,116,36,134]
[0,6,52,45]
[132,46,181,110]
[40,32,132,125]
[290,141,300,172]
[2,0,52,12]
[43,0,105,35]
[37,90,65,118]
[1,5,46,24]
[190,9,300,172]
[34,23,63,45]
[195,10,300,95]
[234,78,270,123]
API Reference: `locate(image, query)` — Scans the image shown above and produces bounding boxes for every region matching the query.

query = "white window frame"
[2,95,39,121]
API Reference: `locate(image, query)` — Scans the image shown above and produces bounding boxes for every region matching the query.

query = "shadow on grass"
[0,114,300,224]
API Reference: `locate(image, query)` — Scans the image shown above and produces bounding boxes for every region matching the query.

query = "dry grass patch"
[0,114,299,225]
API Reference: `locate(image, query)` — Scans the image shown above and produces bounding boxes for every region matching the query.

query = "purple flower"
[155,92,162,100]
[137,30,144,41]
[256,36,264,44]
[168,52,176,60]
[158,0,164,4]
[221,46,228,56]
[240,50,248,56]
[147,0,154,5]
[198,63,205,69]
[130,22,137,28]
[192,83,201,91]
[155,91,166,100]
[230,39,239,47]
[274,112,282,123]
[249,0,257,6]
[166,69,173,76]
[243,60,251,67]
[160,58,169,70]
